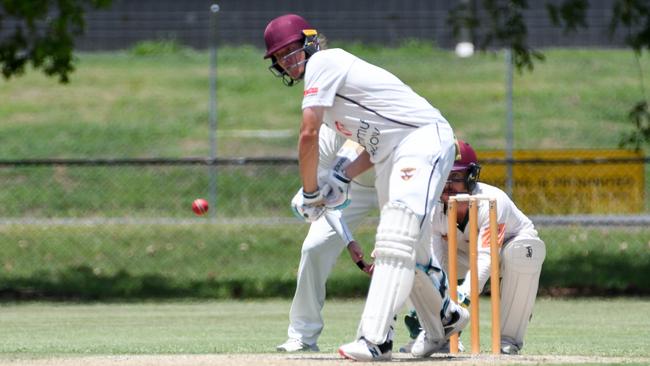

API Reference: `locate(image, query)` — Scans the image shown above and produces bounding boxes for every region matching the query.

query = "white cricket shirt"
[302,48,449,163]
[318,125,375,187]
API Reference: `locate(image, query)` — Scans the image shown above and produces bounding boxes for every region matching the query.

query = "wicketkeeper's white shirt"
[302,48,449,164]
[431,183,540,292]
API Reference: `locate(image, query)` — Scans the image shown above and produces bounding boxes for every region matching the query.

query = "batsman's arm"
[324,210,353,243]
[299,107,324,194]
[324,210,372,275]
[341,149,373,180]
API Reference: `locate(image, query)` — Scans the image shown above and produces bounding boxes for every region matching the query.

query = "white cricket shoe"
[403,336,465,354]
[338,337,392,361]
[276,338,319,352]
[411,330,446,358]
[411,306,469,358]
[501,343,520,355]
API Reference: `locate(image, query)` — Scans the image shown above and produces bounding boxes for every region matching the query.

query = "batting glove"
[291,188,326,223]
[322,166,351,210]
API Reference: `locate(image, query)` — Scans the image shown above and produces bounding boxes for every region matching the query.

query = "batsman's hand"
[322,164,351,210]
[291,188,326,223]
[347,240,373,276]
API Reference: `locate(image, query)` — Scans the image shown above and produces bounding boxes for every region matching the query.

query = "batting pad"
[360,202,419,344]
[410,268,445,341]
[500,238,546,347]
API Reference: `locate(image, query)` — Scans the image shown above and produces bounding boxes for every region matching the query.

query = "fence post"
[208,3,220,219]
[505,48,514,197]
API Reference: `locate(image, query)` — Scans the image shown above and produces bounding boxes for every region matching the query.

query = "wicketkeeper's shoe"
[439,338,465,353]
[443,306,470,338]
[276,338,319,352]
[398,338,416,353]
[338,337,392,361]
[500,343,520,355]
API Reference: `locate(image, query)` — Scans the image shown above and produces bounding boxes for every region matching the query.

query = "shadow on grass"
[0,265,371,301]
[1,249,649,301]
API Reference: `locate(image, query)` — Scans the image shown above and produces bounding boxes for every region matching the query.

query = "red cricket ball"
[192,198,209,216]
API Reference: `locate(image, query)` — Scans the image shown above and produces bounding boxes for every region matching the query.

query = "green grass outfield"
[0,298,649,364]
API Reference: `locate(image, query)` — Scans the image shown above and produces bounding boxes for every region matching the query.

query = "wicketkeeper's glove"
[404,310,422,340]
[458,290,471,308]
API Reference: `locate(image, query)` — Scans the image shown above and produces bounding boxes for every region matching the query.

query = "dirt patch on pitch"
[1,353,648,366]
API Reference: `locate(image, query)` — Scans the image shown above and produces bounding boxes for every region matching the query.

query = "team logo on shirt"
[335,121,353,137]
[304,87,319,96]
[400,168,416,181]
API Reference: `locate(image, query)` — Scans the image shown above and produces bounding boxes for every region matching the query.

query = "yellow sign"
[477,149,645,214]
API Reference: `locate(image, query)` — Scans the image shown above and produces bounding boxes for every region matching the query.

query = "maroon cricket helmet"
[452,140,481,191]
[453,140,479,171]
[264,14,313,59]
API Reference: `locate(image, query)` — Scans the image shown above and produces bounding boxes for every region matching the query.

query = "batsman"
[264,14,469,361]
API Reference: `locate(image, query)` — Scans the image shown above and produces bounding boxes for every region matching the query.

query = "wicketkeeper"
[430,139,546,355]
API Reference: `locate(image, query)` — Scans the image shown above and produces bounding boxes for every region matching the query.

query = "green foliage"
[0,0,112,82]
[449,0,546,71]
[547,0,589,32]
[450,0,650,72]
[620,100,650,149]
[610,0,650,52]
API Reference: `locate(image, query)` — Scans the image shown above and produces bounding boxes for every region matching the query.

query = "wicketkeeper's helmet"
[263,14,320,86]
[453,140,481,192]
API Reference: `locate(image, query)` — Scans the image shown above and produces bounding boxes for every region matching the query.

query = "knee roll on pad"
[500,238,546,348]
[360,202,420,344]
[502,237,546,272]
[374,202,421,259]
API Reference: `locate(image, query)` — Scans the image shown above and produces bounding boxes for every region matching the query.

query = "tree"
[0,0,111,83]
[449,0,650,149]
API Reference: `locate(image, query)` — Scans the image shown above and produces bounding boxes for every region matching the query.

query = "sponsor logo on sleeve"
[304,87,319,96]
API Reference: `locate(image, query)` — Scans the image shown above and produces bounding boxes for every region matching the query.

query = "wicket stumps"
[447,194,501,355]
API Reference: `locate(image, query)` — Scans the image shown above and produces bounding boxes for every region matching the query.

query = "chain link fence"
[1,156,648,299]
